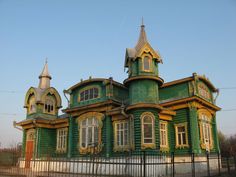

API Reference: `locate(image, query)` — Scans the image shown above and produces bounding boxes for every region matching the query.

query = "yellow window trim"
[113,119,130,152]
[174,122,189,148]
[77,85,101,102]
[159,120,169,152]
[56,128,68,153]
[76,112,104,154]
[198,109,214,150]
[141,54,153,72]
[140,112,156,149]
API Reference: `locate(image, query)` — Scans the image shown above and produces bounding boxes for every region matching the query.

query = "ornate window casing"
[56,128,68,153]
[78,86,99,102]
[28,96,36,114]
[198,83,211,100]
[77,112,104,154]
[175,122,189,148]
[141,112,156,149]
[142,55,152,72]
[113,120,130,152]
[198,109,214,150]
[44,97,55,115]
[27,129,35,141]
[160,121,169,151]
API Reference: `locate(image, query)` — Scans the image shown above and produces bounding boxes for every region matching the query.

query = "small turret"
[38,60,51,89]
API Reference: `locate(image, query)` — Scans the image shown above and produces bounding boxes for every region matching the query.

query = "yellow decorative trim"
[141,54,152,72]
[41,87,62,108]
[77,112,104,154]
[126,103,163,111]
[77,85,101,102]
[113,119,130,152]
[159,121,169,152]
[56,128,68,153]
[174,122,189,148]
[124,75,164,86]
[26,129,35,141]
[140,112,156,150]
[24,87,37,108]
[42,96,56,115]
[198,109,214,150]
[136,43,161,60]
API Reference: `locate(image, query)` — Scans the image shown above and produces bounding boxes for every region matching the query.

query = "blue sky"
[0,0,235,147]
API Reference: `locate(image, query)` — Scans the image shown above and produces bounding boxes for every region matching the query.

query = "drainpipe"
[120,104,134,149]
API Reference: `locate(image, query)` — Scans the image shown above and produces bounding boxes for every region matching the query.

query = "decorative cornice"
[123,75,164,86]
[160,96,221,112]
[126,103,163,111]
[63,99,121,114]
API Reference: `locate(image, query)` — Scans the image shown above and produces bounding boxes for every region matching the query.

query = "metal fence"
[0,149,235,177]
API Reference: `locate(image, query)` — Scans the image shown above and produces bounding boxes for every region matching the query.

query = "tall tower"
[124,23,163,105]
[124,23,164,150]
[24,61,62,119]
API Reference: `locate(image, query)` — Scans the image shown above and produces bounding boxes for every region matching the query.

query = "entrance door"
[25,130,35,168]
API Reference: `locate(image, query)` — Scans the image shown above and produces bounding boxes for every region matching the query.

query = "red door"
[25,140,34,168]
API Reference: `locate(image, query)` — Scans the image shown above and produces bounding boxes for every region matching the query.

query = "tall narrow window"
[80,117,99,148]
[199,111,213,150]
[141,112,155,149]
[175,123,189,148]
[113,121,129,151]
[56,128,68,152]
[44,98,55,114]
[160,121,168,150]
[28,96,36,114]
[143,56,151,71]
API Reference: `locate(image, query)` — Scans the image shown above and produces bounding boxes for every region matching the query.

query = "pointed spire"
[38,59,51,89]
[135,18,148,51]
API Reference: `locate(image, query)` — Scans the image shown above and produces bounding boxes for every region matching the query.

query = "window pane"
[80,92,84,101]
[143,116,152,123]
[178,134,182,145]
[178,126,185,133]
[182,133,186,145]
[94,88,98,98]
[144,56,150,70]
[144,124,152,138]
[144,139,152,143]
[85,90,89,100]
[82,128,86,148]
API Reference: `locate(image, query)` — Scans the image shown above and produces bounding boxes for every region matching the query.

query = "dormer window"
[143,56,151,71]
[44,98,55,114]
[79,87,99,102]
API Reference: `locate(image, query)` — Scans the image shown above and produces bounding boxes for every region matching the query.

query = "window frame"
[198,109,213,150]
[140,112,156,149]
[43,97,55,115]
[113,120,130,152]
[77,112,104,154]
[159,121,169,151]
[142,55,152,72]
[28,95,36,114]
[78,86,100,102]
[56,128,68,153]
[174,122,189,148]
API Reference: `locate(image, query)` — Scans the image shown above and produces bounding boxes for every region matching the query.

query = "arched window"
[141,112,155,149]
[77,112,104,154]
[143,56,151,71]
[79,87,99,102]
[28,96,36,114]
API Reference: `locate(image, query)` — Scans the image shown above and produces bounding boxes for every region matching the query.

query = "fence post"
[143,151,146,177]
[226,157,230,174]
[191,153,195,177]
[206,151,210,177]
[172,152,175,177]
[217,152,221,176]
[234,155,236,172]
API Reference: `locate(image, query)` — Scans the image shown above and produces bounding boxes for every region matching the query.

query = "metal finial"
[141,17,145,27]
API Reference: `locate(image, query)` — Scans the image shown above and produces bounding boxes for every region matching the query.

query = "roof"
[66,78,127,92]
[124,24,162,67]
[161,73,218,92]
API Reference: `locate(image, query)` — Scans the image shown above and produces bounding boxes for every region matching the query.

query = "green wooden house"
[16,24,221,165]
